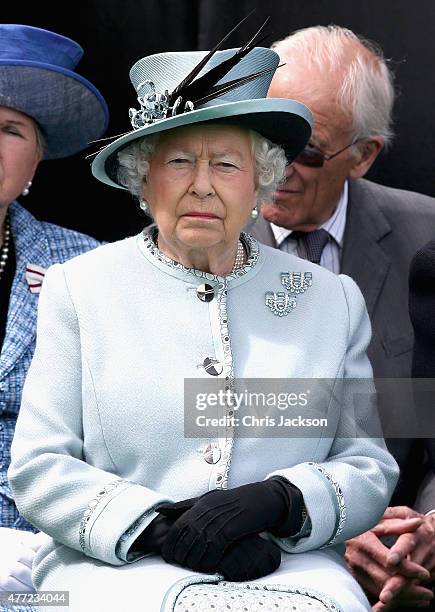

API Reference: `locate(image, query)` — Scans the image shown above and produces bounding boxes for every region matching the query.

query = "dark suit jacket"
[408,238,435,513]
[247,177,435,511]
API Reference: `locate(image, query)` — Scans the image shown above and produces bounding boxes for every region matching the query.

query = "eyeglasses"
[286,139,363,168]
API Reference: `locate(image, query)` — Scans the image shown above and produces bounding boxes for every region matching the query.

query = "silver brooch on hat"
[129,80,197,129]
[129,81,171,128]
[265,272,313,317]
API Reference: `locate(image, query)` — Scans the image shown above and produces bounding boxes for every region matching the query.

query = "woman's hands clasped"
[154,478,303,580]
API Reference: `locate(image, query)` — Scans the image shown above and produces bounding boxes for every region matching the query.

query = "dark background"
[3,1,435,242]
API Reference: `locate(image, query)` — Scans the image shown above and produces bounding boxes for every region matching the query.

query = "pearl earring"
[251,206,259,220]
[139,199,149,213]
[22,181,32,197]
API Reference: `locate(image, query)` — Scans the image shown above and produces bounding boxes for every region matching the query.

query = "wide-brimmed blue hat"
[92,22,312,190]
[0,24,109,159]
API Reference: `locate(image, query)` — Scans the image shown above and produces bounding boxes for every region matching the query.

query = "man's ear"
[349,136,384,179]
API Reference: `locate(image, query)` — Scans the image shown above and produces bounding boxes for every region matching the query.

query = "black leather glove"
[156,477,303,573]
[217,534,281,581]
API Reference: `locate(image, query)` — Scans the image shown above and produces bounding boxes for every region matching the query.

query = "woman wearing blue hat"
[0,23,108,595]
[9,18,397,612]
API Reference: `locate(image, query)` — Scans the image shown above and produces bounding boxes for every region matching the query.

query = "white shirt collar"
[270,180,349,248]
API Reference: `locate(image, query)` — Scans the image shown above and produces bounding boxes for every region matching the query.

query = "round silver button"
[203,443,221,464]
[203,357,223,376]
[196,283,215,302]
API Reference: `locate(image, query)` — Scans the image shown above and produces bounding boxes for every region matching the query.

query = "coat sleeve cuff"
[266,462,343,552]
[116,510,163,562]
[80,479,172,565]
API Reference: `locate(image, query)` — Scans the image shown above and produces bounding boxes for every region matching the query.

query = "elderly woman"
[9,27,398,612]
[0,23,107,595]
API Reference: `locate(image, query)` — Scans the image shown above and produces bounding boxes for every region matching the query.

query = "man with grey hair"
[247,25,435,610]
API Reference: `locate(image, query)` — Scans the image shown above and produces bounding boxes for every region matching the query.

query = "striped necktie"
[288,229,330,264]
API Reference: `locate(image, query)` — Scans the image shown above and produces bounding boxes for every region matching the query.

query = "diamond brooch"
[265,272,313,317]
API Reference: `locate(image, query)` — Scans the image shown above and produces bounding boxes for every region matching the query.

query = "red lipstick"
[183,212,219,219]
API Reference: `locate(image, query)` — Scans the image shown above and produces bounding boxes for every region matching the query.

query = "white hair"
[117,128,287,205]
[250,130,287,200]
[271,25,395,146]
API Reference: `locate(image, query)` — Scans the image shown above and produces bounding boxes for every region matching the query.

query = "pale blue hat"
[91,46,312,189]
[0,24,109,159]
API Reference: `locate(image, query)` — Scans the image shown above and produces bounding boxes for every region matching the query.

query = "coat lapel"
[341,179,391,318]
[0,202,51,379]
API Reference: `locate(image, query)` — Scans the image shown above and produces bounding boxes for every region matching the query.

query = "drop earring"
[139,199,149,213]
[251,205,259,220]
[22,181,32,197]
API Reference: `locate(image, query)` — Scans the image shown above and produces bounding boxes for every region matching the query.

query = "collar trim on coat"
[142,225,260,281]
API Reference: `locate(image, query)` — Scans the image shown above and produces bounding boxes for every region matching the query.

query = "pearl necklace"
[231,240,245,273]
[0,215,10,281]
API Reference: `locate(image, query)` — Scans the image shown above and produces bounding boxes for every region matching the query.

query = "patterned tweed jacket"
[0,201,100,531]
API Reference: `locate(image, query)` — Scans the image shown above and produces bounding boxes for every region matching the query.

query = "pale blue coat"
[8,229,398,611]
